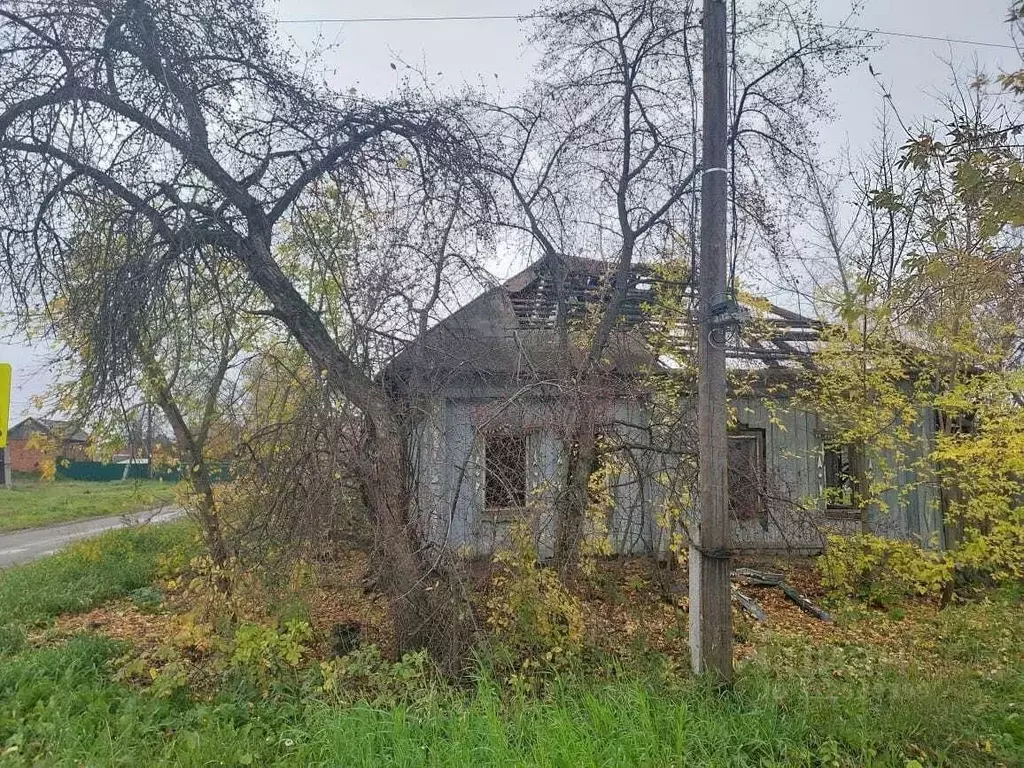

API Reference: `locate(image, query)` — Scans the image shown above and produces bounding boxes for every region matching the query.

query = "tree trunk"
[552,242,637,575]
[358,420,473,671]
[155,399,232,583]
[238,231,472,671]
[188,458,231,570]
[145,367,232,574]
[553,401,598,577]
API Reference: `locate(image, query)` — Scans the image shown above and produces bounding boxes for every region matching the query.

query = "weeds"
[485,522,584,677]
[319,646,437,708]
[0,526,1019,766]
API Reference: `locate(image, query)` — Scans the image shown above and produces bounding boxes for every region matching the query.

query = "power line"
[277,14,522,25]
[836,23,1018,51]
[274,13,1020,52]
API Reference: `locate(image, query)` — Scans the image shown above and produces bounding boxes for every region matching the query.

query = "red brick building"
[6,418,90,474]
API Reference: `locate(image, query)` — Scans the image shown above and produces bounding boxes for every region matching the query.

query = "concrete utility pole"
[146,402,154,477]
[690,0,733,682]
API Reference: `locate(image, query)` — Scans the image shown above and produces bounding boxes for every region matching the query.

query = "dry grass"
[35,600,175,651]
[40,552,974,673]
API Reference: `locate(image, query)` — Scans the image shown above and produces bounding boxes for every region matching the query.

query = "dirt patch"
[302,550,394,658]
[32,552,955,675]
[574,556,953,669]
[32,600,175,653]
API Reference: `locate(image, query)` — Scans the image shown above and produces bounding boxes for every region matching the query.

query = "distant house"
[6,418,91,474]
[111,431,176,466]
[384,256,942,560]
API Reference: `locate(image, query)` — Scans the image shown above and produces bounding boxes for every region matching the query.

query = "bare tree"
[0,0,489,668]
[47,207,256,569]
[483,0,867,573]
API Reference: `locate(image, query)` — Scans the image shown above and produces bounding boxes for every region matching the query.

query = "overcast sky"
[1,0,1019,417]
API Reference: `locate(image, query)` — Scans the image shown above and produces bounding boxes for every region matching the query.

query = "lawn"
[0,479,178,532]
[0,526,1018,766]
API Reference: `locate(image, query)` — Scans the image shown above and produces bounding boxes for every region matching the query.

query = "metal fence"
[55,458,232,482]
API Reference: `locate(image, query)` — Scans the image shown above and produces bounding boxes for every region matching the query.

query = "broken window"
[728,428,765,520]
[823,444,856,508]
[934,408,976,436]
[484,428,527,510]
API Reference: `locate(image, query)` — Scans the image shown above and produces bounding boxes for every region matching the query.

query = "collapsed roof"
[387,255,823,386]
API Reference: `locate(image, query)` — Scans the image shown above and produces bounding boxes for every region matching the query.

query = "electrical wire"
[273,13,1020,52]
[276,14,522,25]
[821,22,1018,50]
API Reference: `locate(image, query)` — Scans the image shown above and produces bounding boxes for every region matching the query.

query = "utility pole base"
[689,545,733,682]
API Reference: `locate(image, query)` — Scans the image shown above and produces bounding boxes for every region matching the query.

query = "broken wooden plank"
[733,589,767,622]
[779,583,833,622]
[730,568,833,622]
[732,567,785,587]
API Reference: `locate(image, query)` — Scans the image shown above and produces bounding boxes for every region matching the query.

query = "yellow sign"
[0,363,10,449]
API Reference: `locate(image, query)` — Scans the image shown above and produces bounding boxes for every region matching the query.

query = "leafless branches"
[476,0,867,573]
[0,0,491,669]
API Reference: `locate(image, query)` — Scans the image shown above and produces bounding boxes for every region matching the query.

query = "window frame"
[727,426,766,521]
[482,425,529,522]
[823,442,857,512]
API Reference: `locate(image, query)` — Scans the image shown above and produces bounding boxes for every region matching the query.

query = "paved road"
[0,506,185,568]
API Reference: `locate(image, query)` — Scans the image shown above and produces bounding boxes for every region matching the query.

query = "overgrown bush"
[166,551,315,630]
[932,384,1024,584]
[230,619,313,682]
[319,645,438,707]
[486,523,584,672]
[224,379,372,566]
[117,615,316,698]
[818,534,953,607]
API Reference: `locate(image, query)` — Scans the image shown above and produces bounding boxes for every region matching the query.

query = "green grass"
[297,661,1022,767]
[0,527,1019,766]
[0,479,177,532]
[0,633,1018,766]
[0,524,194,629]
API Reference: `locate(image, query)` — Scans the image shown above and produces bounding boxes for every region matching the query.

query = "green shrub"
[319,645,438,707]
[486,523,584,673]
[819,533,953,607]
[229,618,313,690]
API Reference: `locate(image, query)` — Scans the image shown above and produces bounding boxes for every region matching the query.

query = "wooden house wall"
[730,397,826,553]
[410,388,944,559]
[731,396,942,549]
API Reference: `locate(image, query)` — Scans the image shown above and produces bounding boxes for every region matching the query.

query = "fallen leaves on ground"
[31,599,174,653]
[30,551,1021,685]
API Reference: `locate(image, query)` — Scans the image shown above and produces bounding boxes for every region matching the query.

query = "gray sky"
[1,0,1019,417]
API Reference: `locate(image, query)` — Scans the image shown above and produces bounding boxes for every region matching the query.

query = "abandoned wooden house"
[386,256,943,559]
